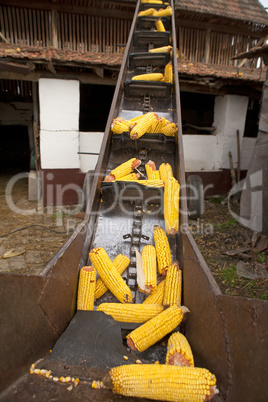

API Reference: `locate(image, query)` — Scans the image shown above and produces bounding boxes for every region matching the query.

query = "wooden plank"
[64,13,68,48]
[76,13,79,50]
[72,13,76,50]
[7,6,14,43]
[87,15,90,51]
[41,10,45,47]
[15,7,21,44]
[204,28,210,64]
[11,6,17,43]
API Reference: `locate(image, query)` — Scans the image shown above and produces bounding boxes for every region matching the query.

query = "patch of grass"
[51,211,66,221]
[219,264,238,287]
[209,196,225,204]
[257,251,266,264]
[259,294,268,301]
[216,218,238,231]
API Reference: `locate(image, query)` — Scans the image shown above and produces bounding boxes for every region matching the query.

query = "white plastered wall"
[39,78,80,169]
[183,94,256,172]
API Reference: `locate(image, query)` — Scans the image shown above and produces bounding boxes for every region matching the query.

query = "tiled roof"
[0,43,266,83]
[175,0,268,26]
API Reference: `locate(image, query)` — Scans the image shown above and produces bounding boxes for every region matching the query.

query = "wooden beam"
[0,61,30,74]
[51,9,58,48]
[204,29,211,64]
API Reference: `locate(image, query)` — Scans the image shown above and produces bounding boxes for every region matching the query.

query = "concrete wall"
[183,94,255,173]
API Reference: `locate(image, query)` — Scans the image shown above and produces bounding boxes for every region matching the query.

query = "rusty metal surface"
[217,295,268,402]
[0,274,58,393]
[182,232,228,401]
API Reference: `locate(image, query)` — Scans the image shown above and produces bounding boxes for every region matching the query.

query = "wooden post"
[236,129,241,183]
[204,28,211,64]
[51,9,58,48]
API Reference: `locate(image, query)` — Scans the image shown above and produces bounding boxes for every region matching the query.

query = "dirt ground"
[0,172,267,300]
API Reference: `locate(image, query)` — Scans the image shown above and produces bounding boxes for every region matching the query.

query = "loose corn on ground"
[77,266,96,310]
[166,331,194,367]
[89,247,133,303]
[106,364,218,402]
[126,305,187,352]
[97,303,164,323]
[163,262,182,306]
[153,225,172,275]
[94,254,130,299]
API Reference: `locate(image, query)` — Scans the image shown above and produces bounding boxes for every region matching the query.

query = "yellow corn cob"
[89,248,133,303]
[163,61,173,83]
[77,266,96,311]
[128,114,145,123]
[145,162,160,180]
[104,158,141,181]
[161,122,178,136]
[107,365,217,401]
[142,278,166,304]
[126,305,187,352]
[159,163,173,183]
[131,73,163,81]
[94,254,130,299]
[116,173,140,181]
[163,262,182,306]
[127,179,164,187]
[154,6,172,17]
[140,245,157,293]
[166,332,194,367]
[130,112,157,139]
[155,18,165,32]
[151,117,169,133]
[97,303,164,323]
[149,45,172,53]
[141,0,163,3]
[111,118,130,134]
[153,225,172,275]
[138,8,155,16]
[164,177,180,235]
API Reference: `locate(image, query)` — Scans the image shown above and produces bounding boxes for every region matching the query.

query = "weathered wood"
[204,29,211,64]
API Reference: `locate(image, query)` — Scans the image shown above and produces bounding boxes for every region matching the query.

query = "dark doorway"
[79,83,115,132]
[0,125,30,173]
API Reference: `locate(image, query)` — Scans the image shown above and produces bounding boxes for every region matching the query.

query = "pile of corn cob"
[77,234,218,400]
[103,158,179,235]
[111,111,177,139]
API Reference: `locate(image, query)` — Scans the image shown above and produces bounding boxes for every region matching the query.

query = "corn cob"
[155,18,165,32]
[164,177,180,235]
[151,116,169,133]
[163,61,173,83]
[126,305,187,352]
[149,45,172,53]
[140,245,157,293]
[104,158,141,181]
[138,8,155,16]
[111,118,130,134]
[126,179,164,187]
[153,225,172,275]
[154,6,172,17]
[145,160,160,180]
[130,112,157,139]
[159,163,173,183]
[166,331,194,367]
[95,254,130,299]
[106,365,218,401]
[97,303,164,323]
[116,173,140,181]
[77,266,96,311]
[142,278,166,304]
[162,122,178,137]
[89,248,133,303]
[131,73,163,81]
[128,114,144,123]
[163,262,182,306]
[142,0,163,3]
